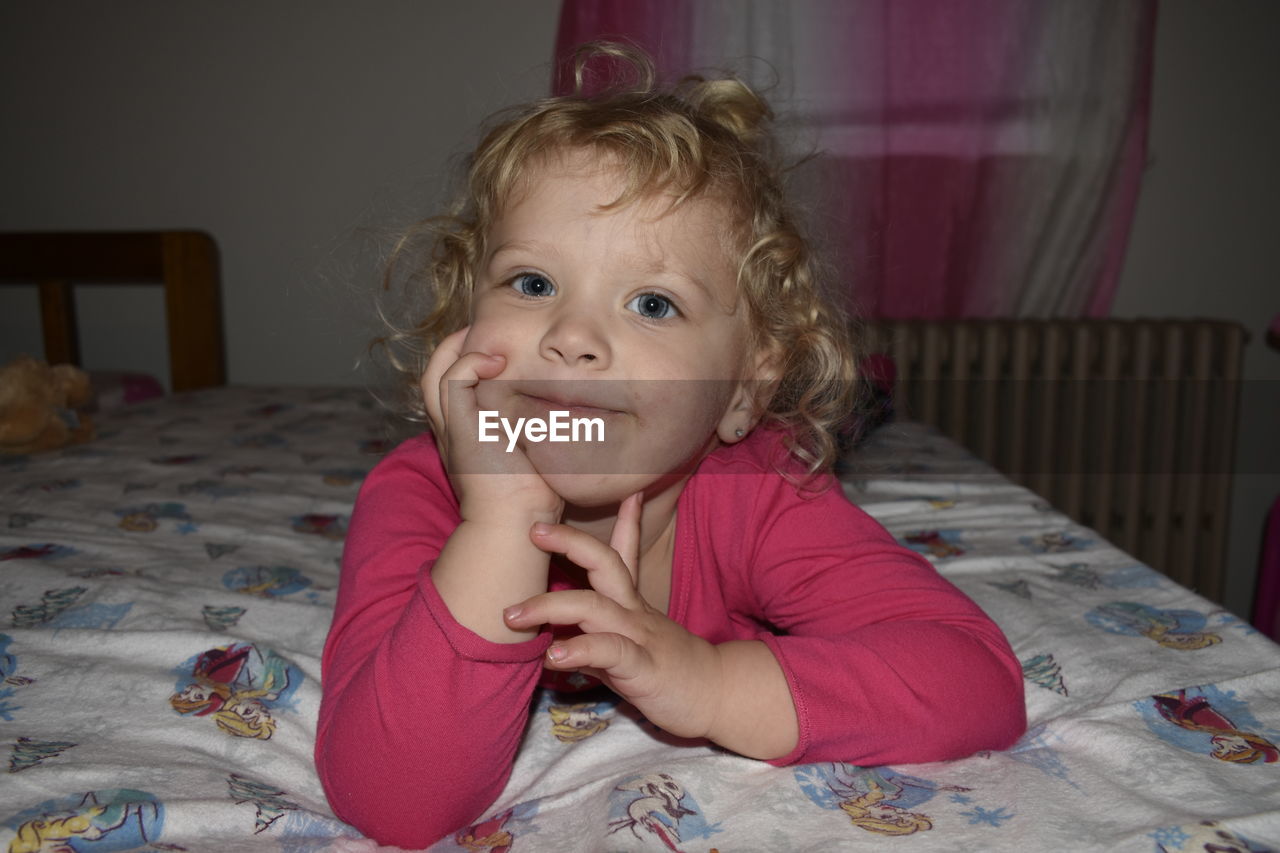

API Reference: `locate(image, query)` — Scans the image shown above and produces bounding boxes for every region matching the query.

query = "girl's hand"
[421,328,562,524]
[502,493,725,740]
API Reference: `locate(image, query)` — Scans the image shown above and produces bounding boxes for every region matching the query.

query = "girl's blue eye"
[511,273,554,297]
[627,293,677,320]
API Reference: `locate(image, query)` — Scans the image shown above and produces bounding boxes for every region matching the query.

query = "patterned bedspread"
[1,387,1277,852]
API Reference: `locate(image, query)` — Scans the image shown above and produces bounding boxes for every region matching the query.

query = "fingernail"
[546,644,567,662]
[531,522,552,537]
[503,606,523,623]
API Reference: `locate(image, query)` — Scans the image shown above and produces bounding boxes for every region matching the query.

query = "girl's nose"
[539,308,610,368]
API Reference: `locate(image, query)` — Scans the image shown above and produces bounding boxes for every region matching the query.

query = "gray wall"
[2,1,1276,619]
[0,1,562,385]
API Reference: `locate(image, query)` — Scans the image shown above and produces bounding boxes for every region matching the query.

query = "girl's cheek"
[462,299,518,358]
[461,323,501,357]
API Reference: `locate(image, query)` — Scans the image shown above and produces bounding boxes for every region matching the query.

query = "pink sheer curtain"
[555,0,1156,320]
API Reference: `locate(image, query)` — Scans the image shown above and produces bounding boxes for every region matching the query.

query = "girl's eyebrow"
[627,254,721,305]
[642,261,716,302]
[486,240,554,267]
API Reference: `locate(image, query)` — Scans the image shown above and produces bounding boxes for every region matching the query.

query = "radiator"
[866,319,1247,602]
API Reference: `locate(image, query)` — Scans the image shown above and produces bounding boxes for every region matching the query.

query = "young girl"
[316,44,1025,849]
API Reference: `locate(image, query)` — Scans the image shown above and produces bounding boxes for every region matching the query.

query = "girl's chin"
[531,461,695,511]
[534,470,649,509]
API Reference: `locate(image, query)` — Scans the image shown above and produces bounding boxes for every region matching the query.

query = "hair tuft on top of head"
[568,39,657,97]
[566,41,773,148]
[674,75,772,147]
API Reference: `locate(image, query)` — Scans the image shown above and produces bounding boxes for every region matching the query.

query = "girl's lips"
[520,393,624,416]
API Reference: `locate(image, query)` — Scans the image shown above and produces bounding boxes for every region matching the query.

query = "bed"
[2,233,1278,852]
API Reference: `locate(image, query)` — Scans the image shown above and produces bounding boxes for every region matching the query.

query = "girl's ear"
[716,344,782,444]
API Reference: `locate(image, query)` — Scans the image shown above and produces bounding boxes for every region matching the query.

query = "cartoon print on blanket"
[204,542,240,559]
[794,763,977,835]
[1,789,164,852]
[1205,608,1265,641]
[444,801,545,853]
[1148,820,1274,852]
[1022,653,1069,696]
[607,774,721,852]
[222,565,313,598]
[902,529,965,559]
[1137,686,1280,764]
[1020,531,1094,554]
[9,737,77,773]
[1085,602,1223,650]
[291,514,347,540]
[547,701,612,742]
[1,543,75,561]
[227,773,361,844]
[1046,562,1165,591]
[453,808,516,853]
[990,578,1034,600]
[202,604,246,631]
[359,438,392,455]
[114,502,194,534]
[169,643,301,740]
[534,690,618,742]
[11,587,132,634]
[1075,560,1167,589]
[15,478,80,495]
[0,634,35,721]
[68,568,136,580]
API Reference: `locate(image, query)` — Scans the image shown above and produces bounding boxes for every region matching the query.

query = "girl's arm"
[317,328,567,846]
[704,639,799,759]
[315,437,553,849]
[419,327,563,642]
[735,475,1027,767]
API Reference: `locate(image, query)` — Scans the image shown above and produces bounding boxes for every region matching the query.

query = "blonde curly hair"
[377,41,859,474]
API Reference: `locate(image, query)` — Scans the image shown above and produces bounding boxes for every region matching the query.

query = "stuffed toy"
[0,356,95,454]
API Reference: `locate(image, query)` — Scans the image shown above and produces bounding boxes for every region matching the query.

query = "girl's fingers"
[608,492,643,584]
[419,326,505,421]
[438,351,505,428]
[544,632,649,682]
[504,589,632,636]
[420,327,470,431]
[420,332,505,440]
[529,522,642,609]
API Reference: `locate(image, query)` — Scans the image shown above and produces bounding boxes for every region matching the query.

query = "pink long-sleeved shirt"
[316,430,1025,848]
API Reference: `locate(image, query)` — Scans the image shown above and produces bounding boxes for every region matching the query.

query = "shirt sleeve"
[315,435,552,849]
[734,471,1026,767]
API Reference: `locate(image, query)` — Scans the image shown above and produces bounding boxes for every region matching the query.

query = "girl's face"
[461,152,769,506]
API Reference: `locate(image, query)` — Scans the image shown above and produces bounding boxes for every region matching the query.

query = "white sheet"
[1,387,1276,852]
